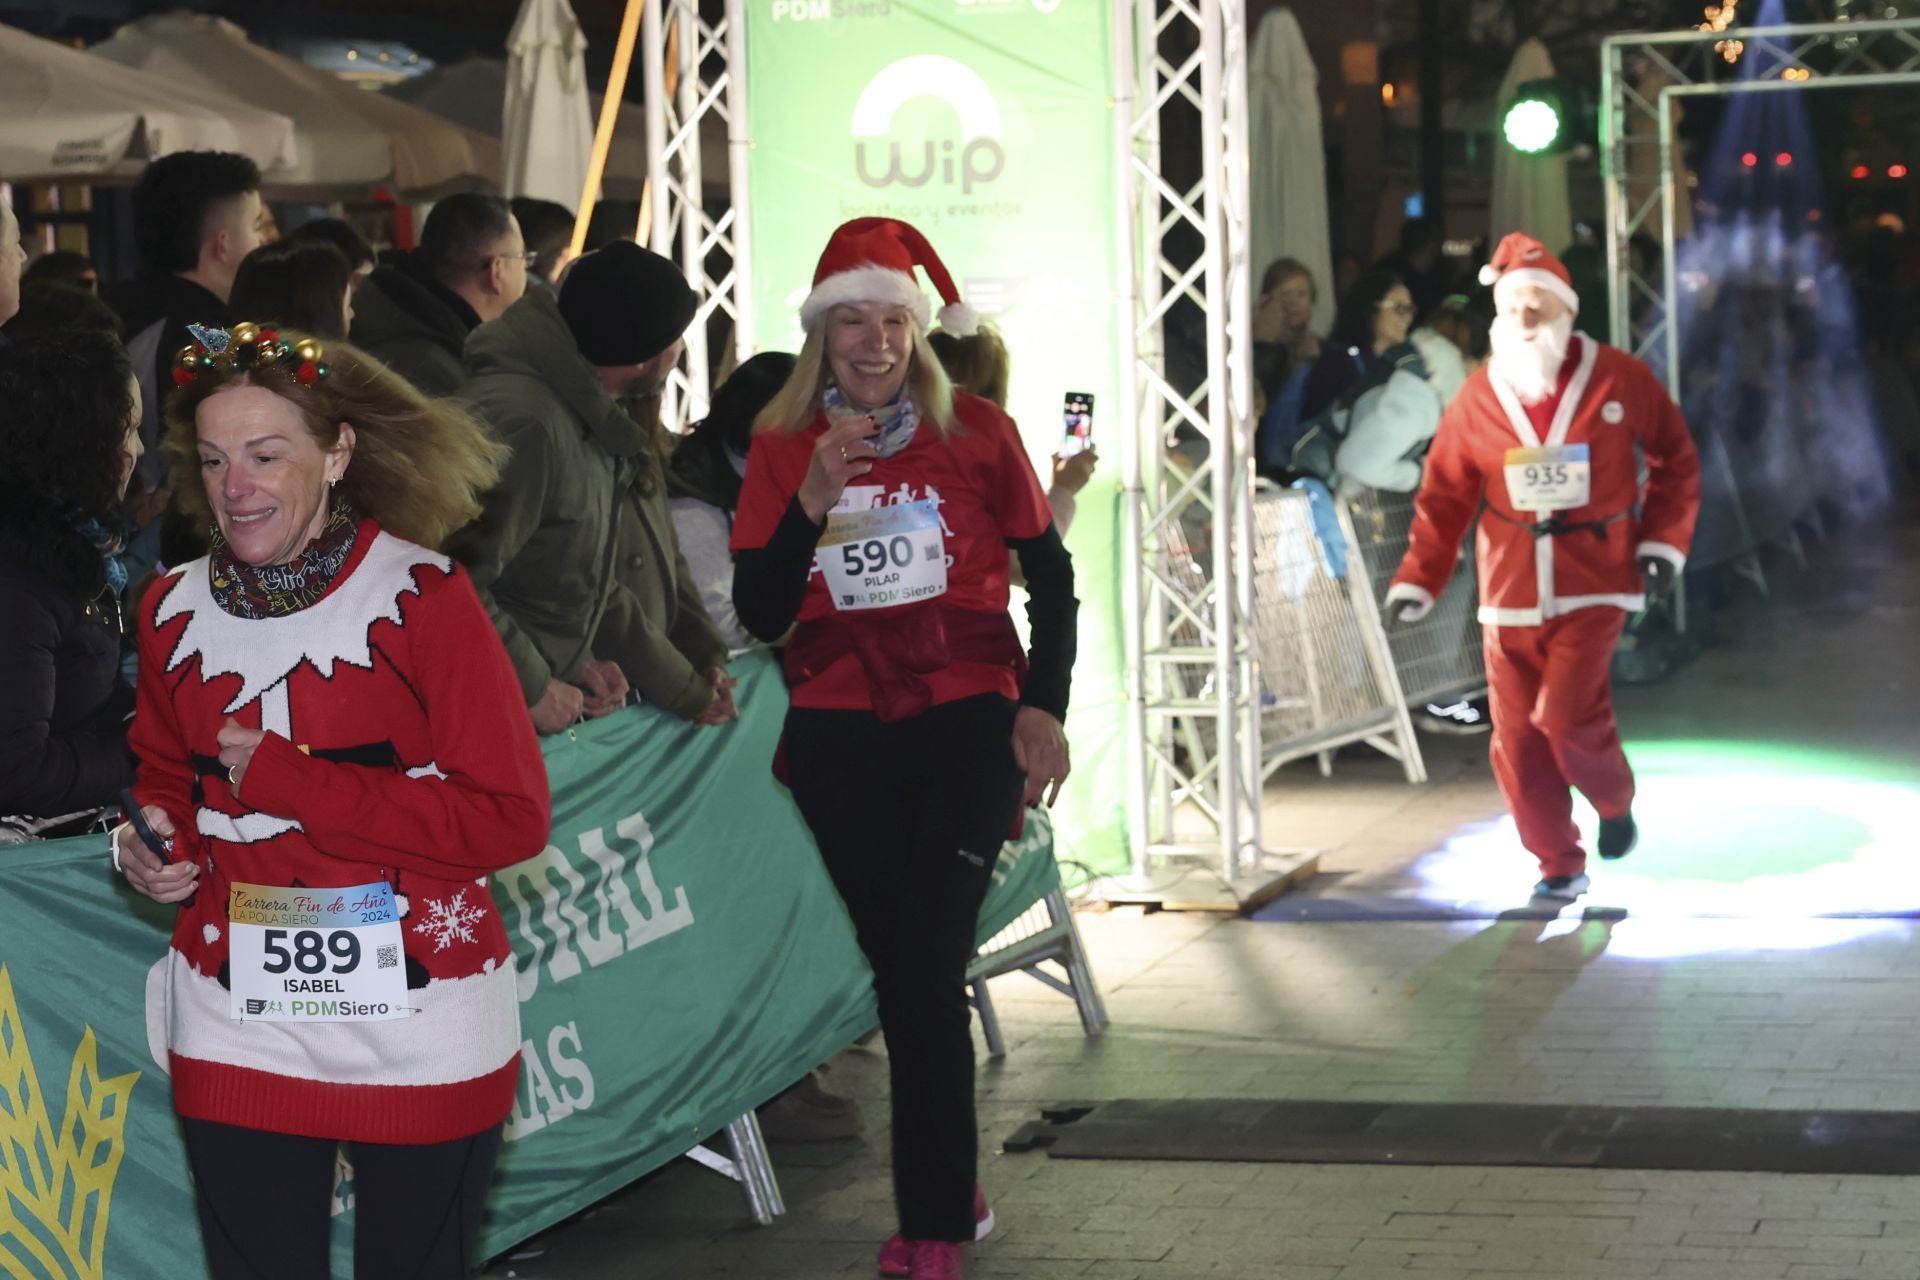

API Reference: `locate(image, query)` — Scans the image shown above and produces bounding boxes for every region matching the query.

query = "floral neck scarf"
[823,386,921,459]
[207,498,359,619]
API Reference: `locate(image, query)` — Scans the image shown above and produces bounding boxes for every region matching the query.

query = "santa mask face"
[1489,284,1575,405]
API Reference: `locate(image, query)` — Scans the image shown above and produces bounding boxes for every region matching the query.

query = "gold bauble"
[293,338,323,363]
[229,322,261,345]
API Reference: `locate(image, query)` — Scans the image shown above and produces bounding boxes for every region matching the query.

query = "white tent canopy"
[91,13,501,198]
[1489,38,1573,255]
[387,57,717,201]
[1249,8,1335,334]
[0,21,295,181]
[503,0,593,208]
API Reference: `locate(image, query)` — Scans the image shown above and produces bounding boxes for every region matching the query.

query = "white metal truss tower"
[1600,16,1920,603]
[642,0,754,429]
[1106,0,1297,905]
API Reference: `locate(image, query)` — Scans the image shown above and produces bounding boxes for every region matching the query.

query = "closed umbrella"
[1489,38,1573,254]
[1249,8,1335,334]
[0,20,295,180]
[91,13,500,197]
[503,0,595,207]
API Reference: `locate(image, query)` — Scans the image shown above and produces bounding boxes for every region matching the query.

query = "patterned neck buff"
[207,496,360,619]
[823,385,921,459]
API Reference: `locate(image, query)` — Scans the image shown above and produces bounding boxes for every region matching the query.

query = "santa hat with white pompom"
[1478,231,1580,314]
[798,217,979,336]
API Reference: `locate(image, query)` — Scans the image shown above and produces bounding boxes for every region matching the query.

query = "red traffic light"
[1775,152,1793,167]
[1852,164,1872,179]
[1741,151,1759,167]
[1892,163,1911,179]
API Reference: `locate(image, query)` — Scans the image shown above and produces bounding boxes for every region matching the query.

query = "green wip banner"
[0,650,1057,1279]
[744,0,1129,875]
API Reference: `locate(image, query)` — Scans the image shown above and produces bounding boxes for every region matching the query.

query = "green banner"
[0,650,1057,1278]
[745,0,1129,874]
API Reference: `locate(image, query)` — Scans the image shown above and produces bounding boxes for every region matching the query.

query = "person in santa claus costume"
[1386,232,1702,901]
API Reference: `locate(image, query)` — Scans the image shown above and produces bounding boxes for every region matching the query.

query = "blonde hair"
[755,310,958,436]
[925,323,1009,408]
[165,329,507,551]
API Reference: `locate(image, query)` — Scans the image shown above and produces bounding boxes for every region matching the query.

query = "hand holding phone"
[116,790,199,906]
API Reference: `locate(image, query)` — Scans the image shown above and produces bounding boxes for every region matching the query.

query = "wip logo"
[853,55,1007,195]
[0,965,141,1280]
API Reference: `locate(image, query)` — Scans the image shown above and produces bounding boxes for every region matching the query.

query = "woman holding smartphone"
[731,218,1077,1280]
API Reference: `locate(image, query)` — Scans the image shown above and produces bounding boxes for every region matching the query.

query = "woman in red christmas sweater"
[111,322,551,1280]
[732,219,1076,1280]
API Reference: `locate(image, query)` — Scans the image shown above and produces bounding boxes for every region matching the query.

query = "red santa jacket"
[130,521,552,1144]
[1388,335,1701,626]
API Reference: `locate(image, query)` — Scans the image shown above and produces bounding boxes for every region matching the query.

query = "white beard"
[1489,313,1575,405]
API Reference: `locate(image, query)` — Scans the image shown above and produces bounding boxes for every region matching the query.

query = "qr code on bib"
[377,944,399,970]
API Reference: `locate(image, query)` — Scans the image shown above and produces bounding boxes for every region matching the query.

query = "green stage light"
[1502,76,1596,156]
[1503,96,1563,154]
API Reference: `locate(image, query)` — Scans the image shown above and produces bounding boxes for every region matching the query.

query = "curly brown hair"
[162,328,505,550]
[0,329,136,520]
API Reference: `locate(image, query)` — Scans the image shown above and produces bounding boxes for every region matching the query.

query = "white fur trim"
[165,946,521,1087]
[1478,263,1499,287]
[936,300,979,337]
[1493,267,1580,315]
[1386,582,1435,622]
[800,266,930,331]
[1636,541,1687,572]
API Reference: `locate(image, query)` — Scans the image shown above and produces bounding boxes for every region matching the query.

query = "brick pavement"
[481,518,1920,1280]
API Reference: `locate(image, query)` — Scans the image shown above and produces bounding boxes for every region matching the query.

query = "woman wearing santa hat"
[731,218,1076,1280]
[1387,232,1702,901]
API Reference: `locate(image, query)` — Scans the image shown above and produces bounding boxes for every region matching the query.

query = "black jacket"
[0,488,136,818]
[108,274,229,494]
[349,255,481,398]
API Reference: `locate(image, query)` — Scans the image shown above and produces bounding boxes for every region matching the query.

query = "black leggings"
[179,1116,503,1280]
[785,693,1028,1243]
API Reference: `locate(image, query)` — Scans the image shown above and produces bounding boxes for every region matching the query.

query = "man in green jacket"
[450,241,731,736]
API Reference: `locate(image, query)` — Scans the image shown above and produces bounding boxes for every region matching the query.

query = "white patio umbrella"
[0,21,295,180]
[91,13,501,198]
[503,0,594,207]
[1489,38,1573,255]
[1249,8,1335,334]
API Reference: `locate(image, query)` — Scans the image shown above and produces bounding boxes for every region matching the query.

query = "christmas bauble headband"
[173,322,331,388]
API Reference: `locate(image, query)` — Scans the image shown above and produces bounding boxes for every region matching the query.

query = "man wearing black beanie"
[450,241,730,735]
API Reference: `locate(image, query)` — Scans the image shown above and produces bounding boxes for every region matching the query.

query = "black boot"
[1532,873,1591,900]
[1599,812,1638,860]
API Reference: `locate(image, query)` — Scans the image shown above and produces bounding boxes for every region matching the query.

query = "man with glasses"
[351,193,529,396]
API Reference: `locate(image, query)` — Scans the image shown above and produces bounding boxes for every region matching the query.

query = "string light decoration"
[1699,0,1744,62]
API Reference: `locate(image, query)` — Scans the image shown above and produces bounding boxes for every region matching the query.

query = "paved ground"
[481,509,1920,1280]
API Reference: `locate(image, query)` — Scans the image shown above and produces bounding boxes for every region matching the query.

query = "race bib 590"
[816,499,948,611]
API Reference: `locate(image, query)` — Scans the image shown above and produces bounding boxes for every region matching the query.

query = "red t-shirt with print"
[731,390,1052,712]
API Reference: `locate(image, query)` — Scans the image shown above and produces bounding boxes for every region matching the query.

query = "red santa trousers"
[1483,605,1635,878]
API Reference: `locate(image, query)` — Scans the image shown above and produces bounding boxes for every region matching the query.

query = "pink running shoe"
[877,1188,994,1276]
[907,1241,962,1280]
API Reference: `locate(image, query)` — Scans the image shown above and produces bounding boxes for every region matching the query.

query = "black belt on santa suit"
[185,741,397,805]
[1482,502,1632,541]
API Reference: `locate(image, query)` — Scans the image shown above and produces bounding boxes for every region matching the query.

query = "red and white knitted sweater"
[130,519,551,1144]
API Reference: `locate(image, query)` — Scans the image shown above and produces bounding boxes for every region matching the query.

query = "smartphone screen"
[1061,392,1095,457]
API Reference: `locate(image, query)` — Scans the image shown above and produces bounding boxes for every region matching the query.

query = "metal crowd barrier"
[968,886,1110,1058]
[1343,486,1489,710]
[1247,486,1426,782]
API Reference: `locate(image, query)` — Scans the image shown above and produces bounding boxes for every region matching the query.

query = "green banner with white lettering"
[0,650,1058,1278]
[745,0,1128,874]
